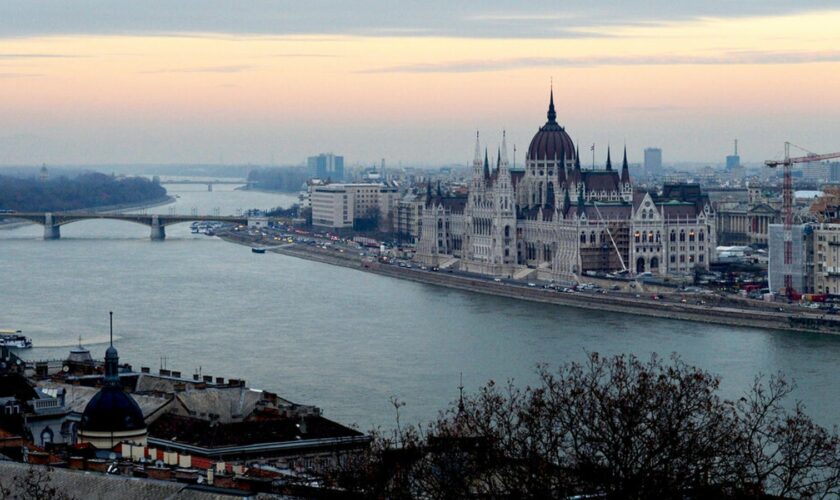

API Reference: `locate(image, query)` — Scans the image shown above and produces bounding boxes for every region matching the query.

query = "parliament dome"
[527,89,575,162]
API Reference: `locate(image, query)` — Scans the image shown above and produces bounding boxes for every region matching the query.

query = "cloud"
[0,53,78,59]
[1,1,838,39]
[360,50,840,73]
[140,65,256,74]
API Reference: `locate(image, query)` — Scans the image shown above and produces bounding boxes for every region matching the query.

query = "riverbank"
[220,232,840,336]
[0,195,175,229]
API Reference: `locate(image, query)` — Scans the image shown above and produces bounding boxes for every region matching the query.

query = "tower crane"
[765,142,840,296]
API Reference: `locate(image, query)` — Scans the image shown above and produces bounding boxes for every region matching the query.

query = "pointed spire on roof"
[483,148,490,179]
[547,83,557,124]
[605,146,612,171]
[563,187,572,214]
[575,144,581,170]
[577,189,585,215]
[105,312,120,387]
[500,130,509,168]
[425,181,432,204]
[436,180,442,198]
[473,131,481,165]
[621,145,631,184]
[496,147,501,173]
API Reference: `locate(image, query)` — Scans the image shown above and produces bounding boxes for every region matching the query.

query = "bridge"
[4,212,260,240]
[156,179,250,192]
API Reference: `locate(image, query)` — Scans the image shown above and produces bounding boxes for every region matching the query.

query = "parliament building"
[415,90,716,282]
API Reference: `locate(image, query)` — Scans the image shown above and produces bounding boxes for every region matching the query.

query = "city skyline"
[1,2,839,166]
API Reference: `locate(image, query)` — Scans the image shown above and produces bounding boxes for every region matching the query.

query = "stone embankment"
[228,235,840,335]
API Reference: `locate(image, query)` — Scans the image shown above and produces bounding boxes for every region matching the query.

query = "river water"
[2,184,840,430]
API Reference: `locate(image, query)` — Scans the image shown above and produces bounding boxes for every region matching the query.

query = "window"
[655,231,661,243]
[671,255,676,263]
[699,254,704,262]
[635,231,641,243]
[670,231,676,242]
[679,230,685,242]
[581,232,586,243]
[590,232,596,244]
[689,231,695,242]
[680,255,685,263]
[699,231,705,242]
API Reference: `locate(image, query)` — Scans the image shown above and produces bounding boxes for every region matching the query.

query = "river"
[2,183,840,430]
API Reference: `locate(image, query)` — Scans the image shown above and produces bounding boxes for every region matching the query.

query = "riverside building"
[415,90,717,281]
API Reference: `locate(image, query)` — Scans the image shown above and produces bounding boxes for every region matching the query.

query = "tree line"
[0,173,166,212]
[321,353,840,499]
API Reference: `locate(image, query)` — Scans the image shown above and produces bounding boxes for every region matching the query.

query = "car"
[527,282,536,287]
[611,285,621,291]
[493,277,502,282]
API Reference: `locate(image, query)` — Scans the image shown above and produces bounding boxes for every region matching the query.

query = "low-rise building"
[310,182,398,231]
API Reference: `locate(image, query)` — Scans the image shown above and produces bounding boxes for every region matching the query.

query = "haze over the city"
[1,0,839,166]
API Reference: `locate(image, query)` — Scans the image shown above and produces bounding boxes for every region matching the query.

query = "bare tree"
[326,353,840,499]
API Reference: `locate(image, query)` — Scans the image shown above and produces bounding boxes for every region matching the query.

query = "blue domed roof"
[80,385,146,433]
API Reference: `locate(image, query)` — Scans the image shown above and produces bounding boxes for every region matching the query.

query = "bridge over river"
[4,212,276,240]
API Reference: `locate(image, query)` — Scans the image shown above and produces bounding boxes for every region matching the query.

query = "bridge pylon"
[43,213,60,240]
[150,215,165,240]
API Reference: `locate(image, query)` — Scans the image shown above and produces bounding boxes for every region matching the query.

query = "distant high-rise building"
[644,148,662,175]
[307,153,344,181]
[725,140,741,170]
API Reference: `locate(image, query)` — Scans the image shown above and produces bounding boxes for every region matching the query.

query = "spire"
[473,131,481,165]
[605,146,612,171]
[500,130,509,168]
[563,187,572,214]
[436,180,442,198]
[621,145,631,184]
[496,147,501,173]
[577,190,585,215]
[547,84,557,124]
[575,144,581,171]
[425,182,432,204]
[104,312,120,387]
[483,148,490,179]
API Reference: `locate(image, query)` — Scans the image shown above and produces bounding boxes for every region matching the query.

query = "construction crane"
[765,142,840,296]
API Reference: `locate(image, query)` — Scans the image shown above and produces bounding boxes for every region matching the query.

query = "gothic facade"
[415,91,716,281]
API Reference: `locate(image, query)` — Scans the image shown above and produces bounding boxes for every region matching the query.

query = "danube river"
[2,184,840,430]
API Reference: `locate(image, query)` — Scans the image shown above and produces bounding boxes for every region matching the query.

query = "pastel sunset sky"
[1,1,839,166]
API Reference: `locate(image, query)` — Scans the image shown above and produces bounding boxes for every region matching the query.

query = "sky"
[1,1,839,167]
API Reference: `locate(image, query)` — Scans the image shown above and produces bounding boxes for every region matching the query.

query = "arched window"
[581,232,586,243]
[641,211,647,220]
[679,230,685,242]
[600,231,606,244]
[504,225,510,238]
[650,256,659,270]
[699,230,705,242]
[670,231,676,242]
[648,231,654,242]
[689,230,695,242]
[635,231,641,243]
[655,231,661,243]
[590,231,596,244]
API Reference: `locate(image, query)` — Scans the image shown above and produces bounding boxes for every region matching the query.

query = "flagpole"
[591,144,595,169]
